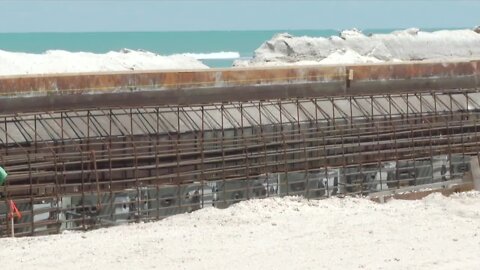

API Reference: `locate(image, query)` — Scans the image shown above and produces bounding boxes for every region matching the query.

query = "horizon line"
[0,26,474,35]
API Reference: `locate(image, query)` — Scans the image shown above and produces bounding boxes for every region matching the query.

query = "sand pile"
[1,192,479,270]
[234,28,480,67]
[0,49,208,76]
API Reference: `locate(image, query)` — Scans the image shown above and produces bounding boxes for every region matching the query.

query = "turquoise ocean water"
[0,29,446,67]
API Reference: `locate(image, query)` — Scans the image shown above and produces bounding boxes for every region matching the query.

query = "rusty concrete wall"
[0,60,479,114]
[348,60,479,81]
[0,65,345,96]
[0,60,478,96]
[347,60,480,93]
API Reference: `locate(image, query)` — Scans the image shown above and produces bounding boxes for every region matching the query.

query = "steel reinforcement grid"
[0,89,479,237]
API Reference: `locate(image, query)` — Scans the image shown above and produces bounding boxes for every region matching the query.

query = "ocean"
[0,29,446,68]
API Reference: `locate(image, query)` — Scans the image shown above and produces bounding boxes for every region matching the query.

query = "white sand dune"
[234,28,480,67]
[1,192,479,270]
[2,28,480,75]
[0,49,208,76]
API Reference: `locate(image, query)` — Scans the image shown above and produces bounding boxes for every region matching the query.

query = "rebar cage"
[0,87,478,236]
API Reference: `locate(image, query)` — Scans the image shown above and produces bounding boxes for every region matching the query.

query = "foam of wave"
[0,49,209,76]
[235,28,480,67]
[179,51,240,60]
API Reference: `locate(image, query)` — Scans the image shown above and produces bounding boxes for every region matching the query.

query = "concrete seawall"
[0,59,479,113]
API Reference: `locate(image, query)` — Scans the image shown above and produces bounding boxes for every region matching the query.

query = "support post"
[469,156,480,191]
[10,217,14,238]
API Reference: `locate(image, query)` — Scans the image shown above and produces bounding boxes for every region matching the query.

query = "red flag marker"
[8,200,22,219]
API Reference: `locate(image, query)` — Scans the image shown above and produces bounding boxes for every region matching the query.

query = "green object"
[0,166,7,186]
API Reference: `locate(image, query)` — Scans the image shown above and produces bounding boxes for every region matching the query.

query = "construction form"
[0,60,479,237]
